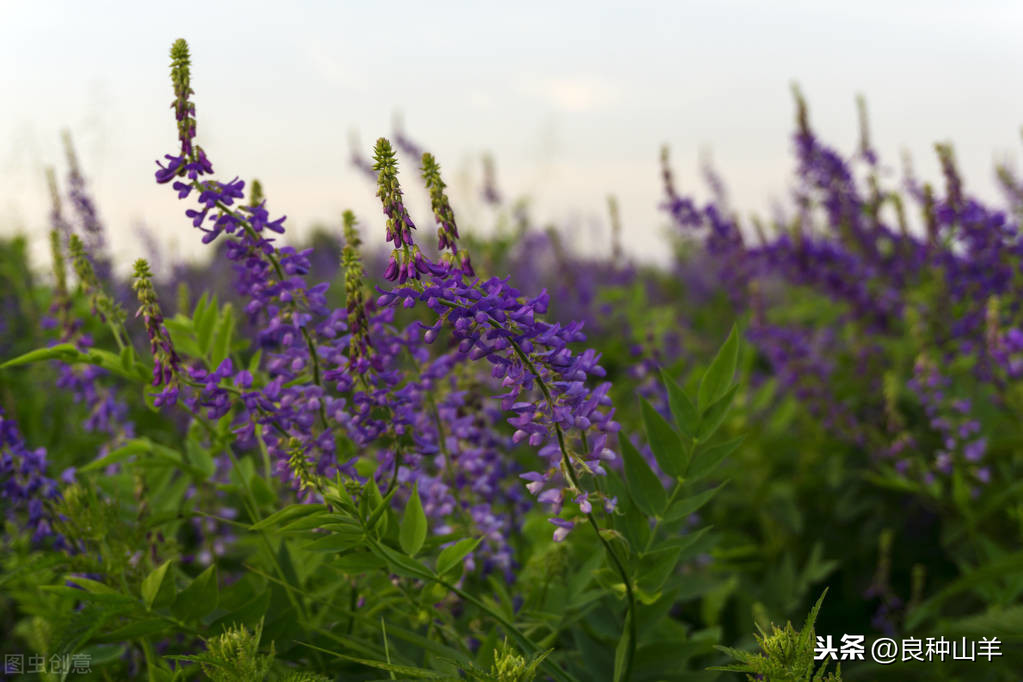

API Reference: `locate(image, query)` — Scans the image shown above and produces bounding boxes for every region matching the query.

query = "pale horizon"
[4,0,1023,275]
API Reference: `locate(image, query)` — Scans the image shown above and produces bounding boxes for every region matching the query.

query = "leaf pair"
[620,325,742,517]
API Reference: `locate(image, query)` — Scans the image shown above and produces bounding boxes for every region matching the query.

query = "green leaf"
[184,435,216,480]
[303,527,365,553]
[173,564,218,622]
[333,552,387,573]
[638,546,683,593]
[399,484,428,557]
[598,528,632,559]
[612,614,632,682]
[141,560,173,611]
[661,370,699,440]
[196,295,218,354]
[437,537,482,577]
[952,469,971,513]
[944,605,1023,638]
[277,511,337,533]
[249,503,327,531]
[688,436,744,481]
[79,439,152,472]
[618,433,667,517]
[249,473,276,507]
[95,618,172,643]
[663,482,729,523]
[295,641,448,678]
[65,577,119,595]
[695,384,738,442]
[77,643,128,668]
[799,588,830,649]
[1,343,82,369]
[276,541,301,599]
[209,587,270,632]
[660,526,714,561]
[40,586,135,606]
[86,348,148,381]
[133,441,193,474]
[361,477,389,535]
[905,550,1023,629]
[211,304,235,367]
[119,345,135,373]
[617,492,651,550]
[697,324,739,411]
[191,292,209,328]
[372,543,432,579]
[164,316,201,357]
[641,398,685,477]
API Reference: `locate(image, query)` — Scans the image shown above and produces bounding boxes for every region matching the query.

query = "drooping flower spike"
[422,152,473,276]
[374,138,429,283]
[132,258,182,407]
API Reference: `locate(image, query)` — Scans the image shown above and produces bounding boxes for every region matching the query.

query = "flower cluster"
[660,89,1022,495]
[370,146,620,537]
[148,41,579,564]
[148,40,628,546]
[906,355,989,487]
[0,409,60,543]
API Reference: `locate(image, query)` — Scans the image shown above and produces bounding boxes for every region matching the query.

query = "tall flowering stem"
[45,168,71,241]
[154,43,331,430]
[607,195,622,263]
[481,153,502,206]
[132,259,182,407]
[375,138,426,283]
[423,152,473,277]
[170,39,197,159]
[155,39,213,190]
[63,131,111,283]
[47,229,72,338]
[341,211,372,364]
[372,141,636,678]
[68,234,126,346]
[41,186,133,445]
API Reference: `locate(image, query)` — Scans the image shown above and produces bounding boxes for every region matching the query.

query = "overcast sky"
[3,1,1023,273]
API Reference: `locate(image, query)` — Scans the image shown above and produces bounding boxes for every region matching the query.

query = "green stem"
[365,538,579,682]
[202,190,329,430]
[363,447,403,532]
[506,338,637,681]
[139,638,158,682]
[431,291,638,680]
[644,481,685,553]
[188,418,310,623]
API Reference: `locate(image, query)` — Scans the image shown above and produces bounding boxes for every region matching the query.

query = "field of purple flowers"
[1,40,1022,681]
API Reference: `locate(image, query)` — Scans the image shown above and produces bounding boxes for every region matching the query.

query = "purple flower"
[549,517,574,543]
[0,409,60,542]
[963,438,987,462]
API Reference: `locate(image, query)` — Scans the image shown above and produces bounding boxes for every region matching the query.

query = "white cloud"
[300,37,368,90]
[519,74,620,113]
[468,90,495,110]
